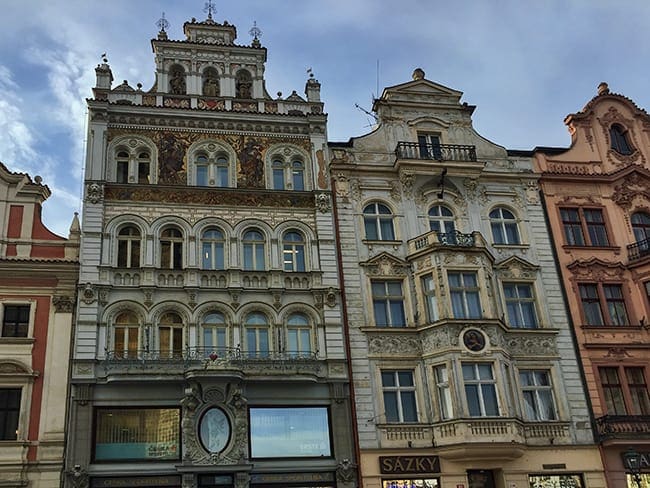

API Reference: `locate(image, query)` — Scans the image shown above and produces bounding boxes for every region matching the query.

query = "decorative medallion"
[199,407,231,454]
[462,329,486,352]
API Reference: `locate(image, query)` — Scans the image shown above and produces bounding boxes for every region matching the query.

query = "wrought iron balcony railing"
[409,230,479,254]
[595,414,650,441]
[395,142,477,162]
[628,237,650,261]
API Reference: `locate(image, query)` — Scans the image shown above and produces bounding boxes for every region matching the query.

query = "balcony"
[98,347,325,379]
[407,230,488,259]
[628,238,650,262]
[395,142,477,162]
[596,415,650,442]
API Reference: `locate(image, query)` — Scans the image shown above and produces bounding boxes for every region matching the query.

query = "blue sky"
[1,0,649,235]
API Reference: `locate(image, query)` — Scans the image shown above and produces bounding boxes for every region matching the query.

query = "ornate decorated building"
[64,10,354,488]
[329,69,606,488]
[533,83,650,488]
[0,162,79,486]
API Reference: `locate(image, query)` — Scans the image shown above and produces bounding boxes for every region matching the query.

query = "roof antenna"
[355,103,378,127]
[375,59,380,102]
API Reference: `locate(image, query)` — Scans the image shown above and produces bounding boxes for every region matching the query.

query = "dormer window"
[169,65,186,95]
[609,123,633,155]
[236,70,253,99]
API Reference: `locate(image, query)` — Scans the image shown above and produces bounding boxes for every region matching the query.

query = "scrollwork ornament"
[53,295,75,313]
[86,182,103,204]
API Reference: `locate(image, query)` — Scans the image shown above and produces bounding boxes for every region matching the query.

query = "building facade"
[329,69,606,488]
[65,12,355,488]
[534,83,650,488]
[0,162,79,486]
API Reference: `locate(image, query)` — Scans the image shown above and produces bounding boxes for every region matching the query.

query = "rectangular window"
[417,133,441,159]
[503,283,538,328]
[273,167,285,190]
[0,388,21,440]
[462,363,499,417]
[372,281,406,327]
[116,160,129,184]
[246,327,269,358]
[448,272,481,319]
[2,305,30,338]
[578,283,629,326]
[434,365,453,420]
[216,165,229,187]
[137,162,150,184]
[249,407,331,458]
[600,366,650,415]
[519,370,556,421]
[203,327,227,354]
[94,408,180,461]
[528,474,585,488]
[159,327,183,358]
[381,370,417,422]
[196,164,208,186]
[560,207,609,246]
[422,274,439,323]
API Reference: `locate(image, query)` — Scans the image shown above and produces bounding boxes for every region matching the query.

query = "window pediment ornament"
[567,257,625,280]
[368,335,422,355]
[612,172,650,210]
[495,256,539,280]
[361,252,409,277]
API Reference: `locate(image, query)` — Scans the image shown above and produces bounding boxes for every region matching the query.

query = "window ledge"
[0,337,35,345]
[562,245,621,251]
[362,239,403,245]
[492,243,530,249]
[581,324,646,330]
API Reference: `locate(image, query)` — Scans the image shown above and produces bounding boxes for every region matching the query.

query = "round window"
[199,407,231,453]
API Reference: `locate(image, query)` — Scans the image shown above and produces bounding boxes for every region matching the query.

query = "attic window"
[609,124,633,155]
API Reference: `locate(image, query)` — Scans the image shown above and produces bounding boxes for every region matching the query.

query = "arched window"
[489,207,520,245]
[117,226,141,268]
[235,70,253,99]
[272,159,285,190]
[202,311,226,355]
[202,228,225,270]
[202,67,220,97]
[286,313,312,357]
[283,231,305,272]
[113,311,140,358]
[244,312,269,358]
[159,312,183,358]
[363,203,395,241]
[116,150,129,183]
[160,227,183,269]
[195,154,209,186]
[610,124,633,155]
[137,152,150,184]
[169,65,186,95]
[243,229,265,271]
[292,160,305,190]
[430,205,456,245]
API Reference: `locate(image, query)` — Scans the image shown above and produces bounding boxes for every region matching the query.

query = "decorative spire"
[156,12,169,40]
[204,0,216,20]
[249,21,262,47]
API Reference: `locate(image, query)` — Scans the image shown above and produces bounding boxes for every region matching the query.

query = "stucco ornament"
[316,192,331,213]
[81,283,96,304]
[87,182,103,204]
[53,295,75,313]
[336,458,357,483]
[66,466,89,488]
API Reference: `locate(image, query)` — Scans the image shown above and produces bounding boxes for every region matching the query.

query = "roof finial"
[249,21,262,47]
[597,82,610,96]
[156,12,169,39]
[412,68,425,80]
[204,0,216,20]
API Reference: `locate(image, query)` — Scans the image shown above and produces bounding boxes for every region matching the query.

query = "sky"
[0,0,649,235]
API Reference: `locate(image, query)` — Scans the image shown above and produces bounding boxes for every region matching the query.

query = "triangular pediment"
[360,252,409,277]
[385,79,463,99]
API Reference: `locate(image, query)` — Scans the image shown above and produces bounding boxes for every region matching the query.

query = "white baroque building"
[65,12,355,488]
[329,69,606,488]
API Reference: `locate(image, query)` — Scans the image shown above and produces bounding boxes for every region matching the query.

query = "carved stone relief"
[368,335,422,356]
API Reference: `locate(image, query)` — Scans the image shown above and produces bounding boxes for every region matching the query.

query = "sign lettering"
[379,456,440,474]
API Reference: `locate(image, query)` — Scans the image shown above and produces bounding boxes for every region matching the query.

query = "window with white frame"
[136,152,150,184]
[0,388,21,440]
[462,363,499,417]
[291,160,305,190]
[448,271,481,319]
[434,365,453,420]
[417,133,442,159]
[245,312,270,358]
[160,227,183,270]
[113,311,140,358]
[202,312,227,356]
[428,205,455,235]
[519,370,556,421]
[201,228,225,270]
[283,231,305,272]
[372,281,406,327]
[272,159,285,190]
[242,229,266,271]
[114,148,152,184]
[363,203,396,241]
[270,156,306,191]
[117,226,141,268]
[158,312,183,358]
[503,283,538,328]
[1,304,30,338]
[381,370,417,423]
[194,153,230,187]
[421,274,439,323]
[489,207,520,245]
[286,313,312,357]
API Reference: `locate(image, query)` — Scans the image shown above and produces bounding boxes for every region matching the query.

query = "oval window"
[199,407,231,453]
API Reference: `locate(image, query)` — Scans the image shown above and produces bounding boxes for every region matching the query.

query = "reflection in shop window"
[528,474,585,488]
[383,479,440,488]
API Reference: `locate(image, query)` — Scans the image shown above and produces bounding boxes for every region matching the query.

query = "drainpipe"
[331,176,363,487]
